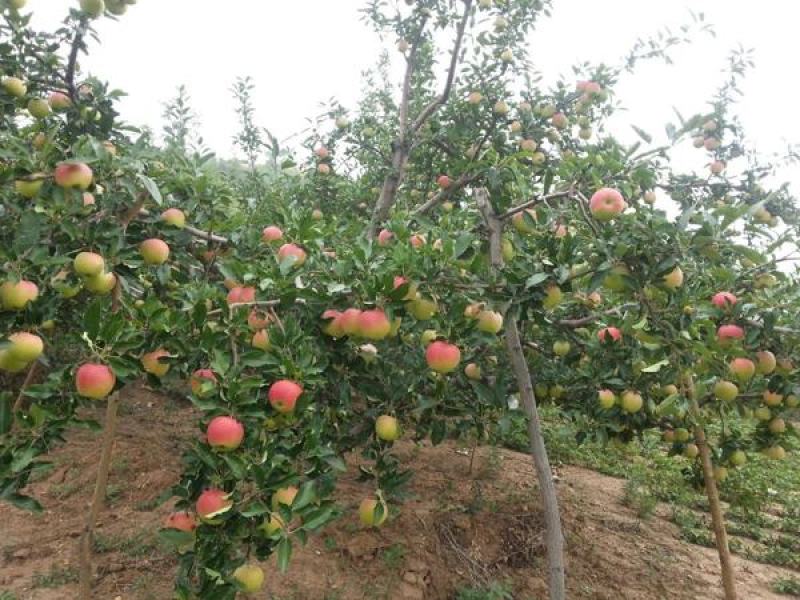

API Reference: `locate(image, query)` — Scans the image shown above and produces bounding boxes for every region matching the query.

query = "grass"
[773,577,800,596]
[380,543,406,570]
[31,565,79,588]
[494,405,800,570]
[93,528,162,558]
[456,580,514,600]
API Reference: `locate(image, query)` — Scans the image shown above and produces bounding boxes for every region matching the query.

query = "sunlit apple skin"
[268,379,302,414]
[277,243,306,267]
[260,513,285,536]
[1,280,39,310]
[621,390,643,413]
[598,389,616,409]
[8,332,43,362]
[425,341,461,373]
[141,348,170,377]
[190,369,217,396]
[1,76,26,97]
[75,363,116,399]
[272,486,298,510]
[476,310,503,334]
[410,234,426,248]
[84,272,116,294]
[717,324,744,343]
[161,208,186,228]
[597,327,622,343]
[711,291,737,309]
[54,162,93,190]
[80,0,105,18]
[467,90,482,104]
[377,229,394,246]
[206,416,245,451]
[542,285,562,310]
[407,298,437,320]
[140,238,170,265]
[48,92,72,111]
[729,450,746,467]
[589,188,626,222]
[261,226,283,243]
[756,350,776,375]
[359,497,388,527]
[73,251,105,277]
[684,443,699,459]
[226,286,256,306]
[437,175,451,189]
[603,264,630,292]
[233,564,264,593]
[762,390,783,407]
[729,358,755,383]
[553,341,570,357]
[321,309,344,337]
[764,446,786,460]
[511,208,537,234]
[710,160,725,175]
[251,329,270,350]
[15,178,43,198]
[714,380,738,402]
[375,415,400,442]
[248,309,270,330]
[27,98,51,119]
[338,308,363,337]
[663,267,684,290]
[195,488,232,523]
[0,350,27,373]
[164,511,197,532]
[768,418,786,434]
[465,363,482,380]
[358,309,391,340]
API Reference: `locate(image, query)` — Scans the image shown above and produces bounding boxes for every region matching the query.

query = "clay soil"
[1,383,796,599]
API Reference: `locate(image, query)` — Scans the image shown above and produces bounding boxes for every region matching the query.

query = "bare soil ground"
[1,383,796,599]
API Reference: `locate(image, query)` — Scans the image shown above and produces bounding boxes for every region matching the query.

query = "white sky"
[26,1,799,194]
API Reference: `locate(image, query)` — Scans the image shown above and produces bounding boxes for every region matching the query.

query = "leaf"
[276,537,293,573]
[158,528,195,547]
[630,125,653,143]
[302,507,335,531]
[5,493,42,513]
[525,273,549,288]
[0,394,11,435]
[137,174,163,205]
[641,359,669,373]
[292,481,316,511]
[11,446,37,473]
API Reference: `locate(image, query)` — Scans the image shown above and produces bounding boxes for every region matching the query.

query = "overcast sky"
[25,1,800,194]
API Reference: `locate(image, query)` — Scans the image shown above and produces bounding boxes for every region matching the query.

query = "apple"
[1,76,26,97]
[207,416,245,451]
[358,309,391,340]
[272,486,298,510]
[15,178,43,198]
[261,226,283,243]
[277,243,306,267]
[233,564,264,594]
[717,324,744,343]
[83,192,95,206]
[711,291,737,309]
[141,349,170,377]
[48,91,71,111]
[377,229,394,246]
[621,390,643,413]
[80,0,105,17]
[476,310,503,334]
[710,160,725,175]
[161,208,186,228]
[407,297,437,320]
[674,428,690,443]
[437,175,451,189]
[603,264,630,292]
[84,272,116,294]
[27,98,51,119]
[589,188,625,222]
[8,332,43,362]
[465,363,482,380]
[164,511,196,532]
[598,389,616,409]
[463,302,483,319]
[754,406,772,421]
[75,363,116,399]
[338,308,363,337]
[597,327,622,343]
[410,233,426,248]
[663,267,684,290]
[74,251,105,277]
[260,513,285,536]
[321,309,344,337]
[251,329,271,350]
[764,445,786,460]
[729,358,755,382]
[311,208,323,221]
[1,280,38,310]
[519,138,537,152]
[714,380,738,402]
[510,120,522,134]
[502,238,515,262]
[663,429,676,443]
[359,497,387,527]
[551,112,568,129]
[542,285,562,310]
[268,379,302,414]
[493,100,509,115]
[190,369,217,397]
[662,384,679,397]
[196,488,232,523]
[420,329,438,346]
[704,138,720,151]
[140,239,170,265]
[684,443,699,459]
[552,340,570,357]
[785,394,799,408]
[425,341,461,373]
[335,116,350,129]
[500,49,513,63]
[317,163,331,175]
[54,162,93,190]
[551,385,565,399]
[494,16,508,31]
[375,415,400,442]
[511,208,537,234]
[768,418,786,434]
[729,450,746,467]
[467,91,483,105]
[762,390,783,407]
[227,286,256,306]
[756,350,776,375]
[248,309,270,330]
[643,190,657,205]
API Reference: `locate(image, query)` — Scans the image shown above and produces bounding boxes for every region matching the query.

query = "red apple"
[261,226,283,243]
[410,234,426,248]
[476,310,503,334]
[164,511,196,532]
[196,488,232,522]
[598,389,616,409]
[48,91,71,111]
[277,243,306,267]
[717,324,744,343]
[756,350,776,375]
[142,348,170,377]
[268,379,302,414]
[140,239,170,265]
[54,162,93,190]
[75,363,116,399]
[315,146,329,159]
[247,309,270,330]
[190,369,217,396]
[272,485,298,510]
[711,291,737,309]
[425,341,461,373]
[0,280,39,310]
[338,308,363,337]
[206,416,245,451]
[161,208,186,228]
[598,327,622,343]
[251,329,270,350]
[437,175,451,189]
[377,229,394,246]
[551,112,568,129]
[589,188,626,222]
[729,358,755,383]
[227,286,256,306]
[358,309,391,341]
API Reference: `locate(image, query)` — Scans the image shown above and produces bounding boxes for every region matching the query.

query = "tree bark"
[476,189,566,600]
[78,392,120,599]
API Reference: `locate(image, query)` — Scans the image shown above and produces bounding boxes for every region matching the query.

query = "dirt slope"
[1,384,795,599]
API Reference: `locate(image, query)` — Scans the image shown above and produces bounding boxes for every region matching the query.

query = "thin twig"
[499,188,576,221]
[65,17,88,101]
[11,361,38,415]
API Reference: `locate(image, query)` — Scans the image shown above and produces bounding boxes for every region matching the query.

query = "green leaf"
[525,273,549,288]
[6,493,42,513]
[641,359,669,373]
[276,537,293,573]
[292,481,316,511]
[0,394,11,435]
[630,125,653,143]
[158,528,195,547]
[138,174,163,205]
[11,446,37,473]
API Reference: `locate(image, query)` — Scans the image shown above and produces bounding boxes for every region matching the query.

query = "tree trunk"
[368,146,408,240]
[78,392,120,600]
[476,189,566,600]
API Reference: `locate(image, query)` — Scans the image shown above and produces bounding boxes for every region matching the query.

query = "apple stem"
[78,391,120,599]
[685,375,738,600]
[476,188,566,600]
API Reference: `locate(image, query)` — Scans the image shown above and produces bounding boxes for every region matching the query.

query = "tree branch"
[138,208,230,245]
[65,17,89,101]
[415,171,482,215]
[499,188,576,221]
